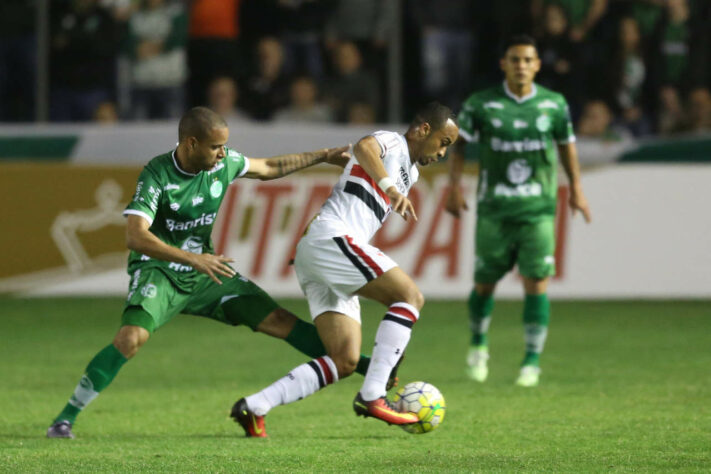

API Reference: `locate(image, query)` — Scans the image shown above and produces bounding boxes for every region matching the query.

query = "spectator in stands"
[626,0,664,39]
[409,0,477,110]
[0,0,36,121]
[536,3,577,109]
[687,87,711,133]
[323,41,379,123]
[324,0,396,70]
[608,16,653,136]
[577,99,632,141]
[273,76,333,123]
[187,0,242,107]
[206,76,251,125]
[273,0,336,79]
[657,86,686,135]
[346,103,376,125]
[49,0,120,122]
[93,101,119,124]
[242,37,291,121]
[125,0,187,120]
[531,0,608,43]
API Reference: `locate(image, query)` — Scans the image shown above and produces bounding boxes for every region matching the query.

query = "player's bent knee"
[330,354,358,379]
[113,325,149,359]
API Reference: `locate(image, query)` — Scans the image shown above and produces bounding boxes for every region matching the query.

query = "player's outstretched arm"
[445,141,469,218]
[244,146,351,180]
[353,136,417,221]
[125,215,236,284]
[558,143,592,223]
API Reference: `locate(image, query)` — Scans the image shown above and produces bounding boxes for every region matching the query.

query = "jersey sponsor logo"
[537,100,559,110]
[536,115,552,132]
[147,185,161,212]
[490,137,545,152]
[180,236,204,255]
[164,183,180,191]
[514,119,529,129]
[170,202,180,211]
[165,212,216,232]
[192,194,204,206]
[133,181,144,201]
[140,283,157,298]
[494,182,542,197]
[210,180,223,198]
[484,101,504,109]
[399,166,410,189]
[168,262,194,272]
[507,159,532,184]
[490,118,503,128]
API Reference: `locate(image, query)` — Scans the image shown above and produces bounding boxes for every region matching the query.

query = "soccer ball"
[393,381,446,434]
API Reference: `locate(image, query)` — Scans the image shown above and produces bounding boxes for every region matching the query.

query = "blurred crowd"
[1,0,710,139]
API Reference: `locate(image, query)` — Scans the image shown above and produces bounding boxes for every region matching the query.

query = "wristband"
[378,177,394,193]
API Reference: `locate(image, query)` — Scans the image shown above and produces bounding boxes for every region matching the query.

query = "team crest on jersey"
[170,202,180,211]
[210,180,223,198]
[536,115,552,132]
[180,236,203,255]
[141,284,157,298]
[507,159,532,184]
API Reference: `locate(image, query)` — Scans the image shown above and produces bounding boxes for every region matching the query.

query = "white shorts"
[294,234,398,323]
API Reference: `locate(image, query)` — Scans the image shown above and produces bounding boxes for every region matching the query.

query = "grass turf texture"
[1,298,709,473]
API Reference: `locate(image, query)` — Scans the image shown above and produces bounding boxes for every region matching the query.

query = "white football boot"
[515,365,541,387]
[466,346,489,382]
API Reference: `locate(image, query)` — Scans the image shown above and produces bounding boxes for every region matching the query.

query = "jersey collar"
[503,81,537,104]
[171,149,198,176]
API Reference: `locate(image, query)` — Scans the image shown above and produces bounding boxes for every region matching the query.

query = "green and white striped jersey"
[458,82,575,222]
[123,148,248,288]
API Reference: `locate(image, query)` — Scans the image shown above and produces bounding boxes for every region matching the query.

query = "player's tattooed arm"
[244,146,351,180]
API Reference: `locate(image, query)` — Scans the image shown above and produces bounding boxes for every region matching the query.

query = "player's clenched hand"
[387,187,417,221]
[445,186,468,218]
[324,145,351,167]
[569,189,592,223]
[190,254,236,284]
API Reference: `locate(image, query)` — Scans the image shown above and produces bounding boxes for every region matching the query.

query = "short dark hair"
[411,101,456,131]
[178,106,227,142]
[501,34,537,56]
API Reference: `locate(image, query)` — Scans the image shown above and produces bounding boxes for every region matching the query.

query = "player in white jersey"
[231,102,459,436]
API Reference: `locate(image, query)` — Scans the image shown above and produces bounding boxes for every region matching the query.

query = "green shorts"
[122,267,278,333]
[474,216,556,284]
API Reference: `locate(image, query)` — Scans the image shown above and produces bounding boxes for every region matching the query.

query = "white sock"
[245,356,338,416]
[524,324,549,354]
[360,302,420,401]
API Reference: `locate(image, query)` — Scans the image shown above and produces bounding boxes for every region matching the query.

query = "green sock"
[522,293,550,367]
[468,289,494,347]
[55,344,128,424]
[285,319,370,375]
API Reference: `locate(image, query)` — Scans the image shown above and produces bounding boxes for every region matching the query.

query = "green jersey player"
[47,107,388,439]
[446,35,592,387]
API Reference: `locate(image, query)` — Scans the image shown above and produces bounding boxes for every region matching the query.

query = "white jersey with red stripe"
[309,131,419,242]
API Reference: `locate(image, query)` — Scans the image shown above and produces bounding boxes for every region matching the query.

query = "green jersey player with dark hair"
[47,107,391,439]
[446,35,592,387]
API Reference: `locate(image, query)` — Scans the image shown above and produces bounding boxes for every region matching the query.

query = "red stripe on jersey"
[316,357,334,385]
[388,306,418,323]
[349,165,391,204]
[345,236,384,276]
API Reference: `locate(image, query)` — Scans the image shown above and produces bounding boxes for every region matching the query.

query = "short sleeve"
[457,99,481,143]
[553,98,576,144]
[123,167,162,225]
[225,147,250,182]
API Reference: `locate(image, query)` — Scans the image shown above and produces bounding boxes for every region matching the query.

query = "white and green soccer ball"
[393,381,446,434]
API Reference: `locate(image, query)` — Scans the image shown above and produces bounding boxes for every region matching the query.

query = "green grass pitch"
[1,297,709,472]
